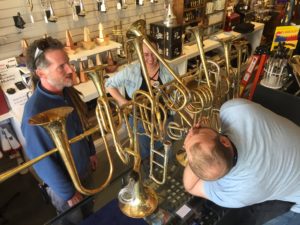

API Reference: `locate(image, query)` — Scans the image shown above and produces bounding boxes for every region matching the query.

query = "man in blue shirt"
[183,99,300,225]
[22,37,98,220]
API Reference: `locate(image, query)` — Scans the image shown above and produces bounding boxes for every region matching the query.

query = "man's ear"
[35,68,46,79]
[219,135,231,148]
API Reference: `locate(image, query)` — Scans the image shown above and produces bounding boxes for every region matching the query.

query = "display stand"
[166,21,264,75]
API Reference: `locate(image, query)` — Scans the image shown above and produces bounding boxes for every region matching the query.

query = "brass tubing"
[0,148,58,183]
[222,39,232,79]
[132,37,155,98]
[232,40,248,98]
[29,107,112,195]
[126,19,190,111]
[0,125,99,183]
[187,26,211,88]
[85,67,128,164]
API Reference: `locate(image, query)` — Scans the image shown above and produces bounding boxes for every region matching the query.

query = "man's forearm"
[183,164,207,198]
[183,164,200,192]
[106,87,128,106]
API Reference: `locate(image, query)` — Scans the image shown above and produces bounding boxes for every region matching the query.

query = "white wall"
[0,0,167,60]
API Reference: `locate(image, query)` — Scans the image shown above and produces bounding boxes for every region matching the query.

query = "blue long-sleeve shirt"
[21,83,95,201]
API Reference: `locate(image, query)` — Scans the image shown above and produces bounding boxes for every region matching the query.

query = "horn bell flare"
[119,186,158,218]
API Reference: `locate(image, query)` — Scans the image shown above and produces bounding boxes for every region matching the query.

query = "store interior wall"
[0,0,167,60]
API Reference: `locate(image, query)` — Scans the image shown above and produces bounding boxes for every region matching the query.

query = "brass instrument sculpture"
[217,37,235,100]
[29,107,113,195]
[232,39,249,98]
[216,37,249,99]
[126,19,190,112]
[0,110,102,189]
[112,21,126,58]
[86,65,159,217]
[85,65,128,164]
[0,64,159,218]
[125,19,193,173]
[168,26,223,166]
[125,22,217,169]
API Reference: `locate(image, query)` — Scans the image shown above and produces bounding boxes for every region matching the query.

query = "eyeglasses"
[33,38,50,69]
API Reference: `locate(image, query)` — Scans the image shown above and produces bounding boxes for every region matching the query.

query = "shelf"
[75,22,265,103]
[208,21,224,27]
[184,5,205,12]
[74,80,98,103]
[166,22,264,66]
[183,19,203,26]
[0,110,13,123]
[165,38,221,66]
[68,41,122,61]
[205,9,225,16]
[74,64,127,103]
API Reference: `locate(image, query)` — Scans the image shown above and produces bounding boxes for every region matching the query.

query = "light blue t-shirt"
[204,99,300,213]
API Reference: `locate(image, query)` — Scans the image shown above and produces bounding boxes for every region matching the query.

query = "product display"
[26,0,35,23]
[82,27,95,50]
[40,0,57,23]
[1,0,300,223]
[150,21,183,59]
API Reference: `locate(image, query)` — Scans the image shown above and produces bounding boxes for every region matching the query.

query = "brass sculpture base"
[119,186,158,218]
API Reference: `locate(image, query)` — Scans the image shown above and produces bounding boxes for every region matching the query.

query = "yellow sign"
[271,26,300,51]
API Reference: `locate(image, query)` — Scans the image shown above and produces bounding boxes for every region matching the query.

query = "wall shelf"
[184,5,205,12]
[68,41,122,61]
[0,111,13,123]
[205,9,225,16]
[166,22,264,75]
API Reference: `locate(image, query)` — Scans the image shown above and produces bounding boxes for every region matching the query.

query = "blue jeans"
[46,186,86,225]
[263,211,300,225]
[46,175,94,225]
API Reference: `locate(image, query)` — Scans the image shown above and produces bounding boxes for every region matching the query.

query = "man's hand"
[90,155,98,171]
[67,191,83,207]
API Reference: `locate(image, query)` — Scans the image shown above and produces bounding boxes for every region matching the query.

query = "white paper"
[175,204,191,218]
